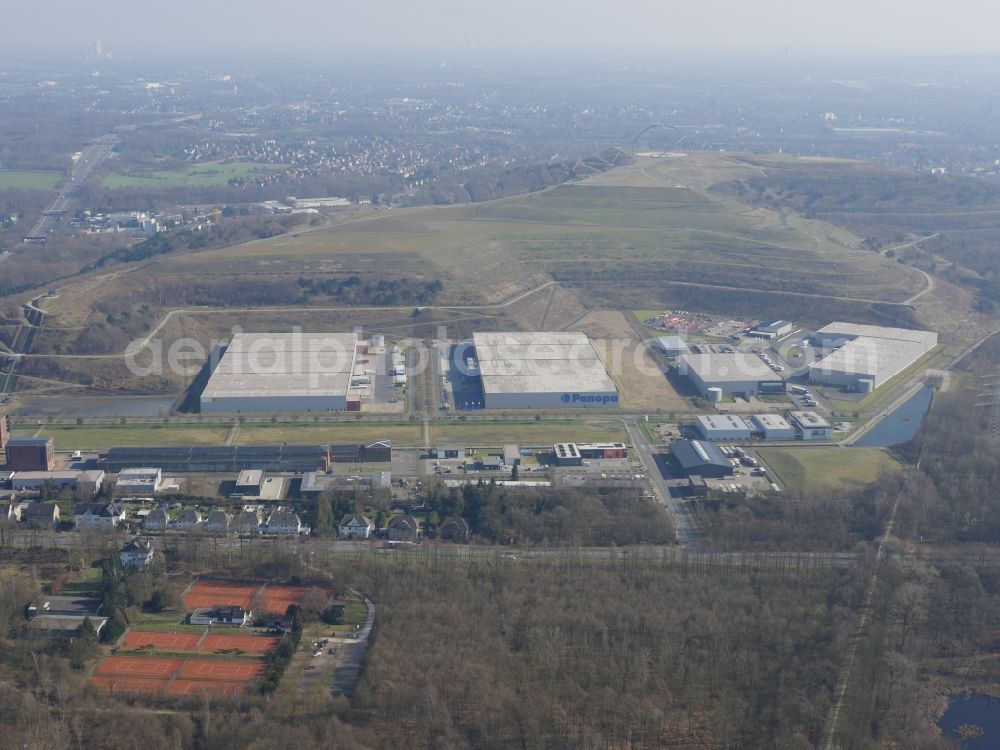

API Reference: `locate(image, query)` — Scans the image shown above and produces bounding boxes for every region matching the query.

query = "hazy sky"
[5,0,1000,59]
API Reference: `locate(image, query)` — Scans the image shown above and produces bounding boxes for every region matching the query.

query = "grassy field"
[34,424,231,450]
[120,153,921,310]
[102,161,285,189]
[236,422,421,446]
[431,419,626,445]
[576,309,688,412]
[0,169,61,190]
[757,446,899,493]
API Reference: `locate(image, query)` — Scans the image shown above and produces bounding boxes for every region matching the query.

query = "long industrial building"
[681,352,785,398]
[472,332,619,409]
[808,323,937,391]
[99,442,391,473]
[201,332,359,413]
[696,413,797,441]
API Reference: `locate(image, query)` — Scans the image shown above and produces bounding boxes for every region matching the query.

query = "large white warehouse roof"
[809,323,937,388]
[202,332,358,402]
[814,322,937,348]
[472,331,617,397]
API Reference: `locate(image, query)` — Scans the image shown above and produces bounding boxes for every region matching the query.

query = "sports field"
[122,629,281,655]
[182,579,334,615]
[91,654,264,696]
[0,169,61,190]
[182,581,256,610]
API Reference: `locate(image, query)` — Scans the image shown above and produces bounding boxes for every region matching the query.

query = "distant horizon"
[7,48,1000,71]
[4,0,1000,62]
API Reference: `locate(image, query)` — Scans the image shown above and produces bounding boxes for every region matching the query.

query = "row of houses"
[0,501,129,529]
[143,507,306,535]
[338,512,469,542]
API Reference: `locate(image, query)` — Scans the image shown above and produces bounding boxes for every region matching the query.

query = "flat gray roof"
[202,332,358,400]
[657,335,690,351]
[472,332,617,395]
[790,411,832,429]
[696,414,752,431]
[682,352,776,383]
[236,469,264,486]
[810,338,926,380]
[750,414,794,430]
[815,322,938,347]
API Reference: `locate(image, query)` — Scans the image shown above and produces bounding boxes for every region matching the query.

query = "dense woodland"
[698,482,895,551]
[892,334,1000,543]
[0,543,981,750]
[713,166,1000,311]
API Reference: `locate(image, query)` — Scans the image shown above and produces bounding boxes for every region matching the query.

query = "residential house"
[204,510,231,533]
[74,502,126,529]
[23,502,59,528]
[173,509,202,530]
[233,510,262,535]
[121,537,154,567]
[387,514,420,542]
[143,508,168,531]
[438,516,470,543]
[338,513,374,540]
[265,511,304,535]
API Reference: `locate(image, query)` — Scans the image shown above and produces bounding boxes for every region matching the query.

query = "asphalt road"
[623,417,701,547]
[25,140,115,238]
[330,592,375,696]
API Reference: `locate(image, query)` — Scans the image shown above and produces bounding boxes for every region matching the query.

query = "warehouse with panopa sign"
[471,331,620,409]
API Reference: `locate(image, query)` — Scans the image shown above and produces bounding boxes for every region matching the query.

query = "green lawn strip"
[237,422,420,445]
[36,424,231,450]
[116,648,268,662]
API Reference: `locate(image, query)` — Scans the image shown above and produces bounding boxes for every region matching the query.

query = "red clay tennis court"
[183,580,333,615]
[261,585,333,615]
[183,581,259,611]
[121,629,279,655]
[201,633,281,654]
[92,655,264,696]
[178,659,264,681]
[122,631,202,651]
[97,656,184,678]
